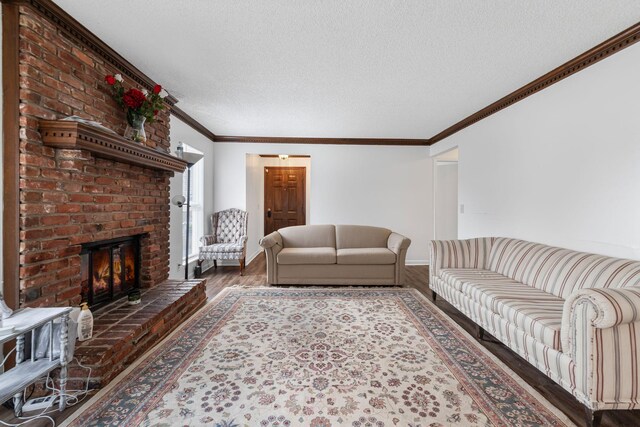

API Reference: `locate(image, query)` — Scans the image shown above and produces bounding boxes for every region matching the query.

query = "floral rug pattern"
[64,288,573,427]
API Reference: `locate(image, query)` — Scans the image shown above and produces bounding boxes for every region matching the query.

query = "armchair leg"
[239,258,245,276]
[584,408,603,427]
[213,260,217,269]
[431,290,437,302]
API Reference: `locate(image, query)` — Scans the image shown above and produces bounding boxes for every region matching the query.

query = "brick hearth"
[70,280,207,388]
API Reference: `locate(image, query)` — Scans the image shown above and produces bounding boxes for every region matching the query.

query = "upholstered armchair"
[197,208,248,276]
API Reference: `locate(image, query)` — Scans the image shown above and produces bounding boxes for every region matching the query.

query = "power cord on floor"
[0,357,92,427]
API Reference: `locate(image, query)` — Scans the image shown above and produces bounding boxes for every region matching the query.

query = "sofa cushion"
[337,248,396,265]
[439,268,518,292]
[200,242,244,254]
[488,238,640,298]
[336,225,391,249]
[279,225,336,248]
[277,247,336,265]
[463,281,563,350]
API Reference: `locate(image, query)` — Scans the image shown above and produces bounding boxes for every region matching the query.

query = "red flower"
[105,75,116,85]
[153,84,162,94]
[122,88,146,109]
[153,109,159,115]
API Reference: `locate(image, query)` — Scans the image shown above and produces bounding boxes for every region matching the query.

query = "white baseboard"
[208,250,262,268]
[245,250,261,266]
[202,254,427,270]
[406,260,429,266]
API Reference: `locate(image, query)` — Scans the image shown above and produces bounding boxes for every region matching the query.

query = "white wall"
[430,43,640,260]
[434,162,458,240]
[214,144,433,263]
[245,155,311,262]
[169,116,216,279]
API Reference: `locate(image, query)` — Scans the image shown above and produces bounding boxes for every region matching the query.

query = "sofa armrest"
[561,287,640,407]
[429,238,495,283]
[200,234,216,246]
[387,232,411,254]
[562,287,640,352]
[259,231,283,284]
[259,231,282,250]
[387,232,411,285]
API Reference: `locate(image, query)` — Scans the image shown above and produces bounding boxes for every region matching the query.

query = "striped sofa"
[429,237,640,426]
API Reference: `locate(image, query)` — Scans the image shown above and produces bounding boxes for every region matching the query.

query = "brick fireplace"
[17,5,173,307]
[9,3,207,387]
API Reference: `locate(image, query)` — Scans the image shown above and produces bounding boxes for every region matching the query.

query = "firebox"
[80,236,140,308]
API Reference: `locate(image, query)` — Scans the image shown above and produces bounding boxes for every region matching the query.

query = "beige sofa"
[259,225,411,285]
[430,237,640,425]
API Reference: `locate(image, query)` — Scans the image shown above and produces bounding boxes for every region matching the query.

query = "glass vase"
[124,112,147,144]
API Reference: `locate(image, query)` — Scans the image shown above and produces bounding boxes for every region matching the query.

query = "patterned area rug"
[63,288,574,427]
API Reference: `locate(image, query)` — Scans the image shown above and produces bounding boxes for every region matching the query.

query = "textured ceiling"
[54,1,640,139]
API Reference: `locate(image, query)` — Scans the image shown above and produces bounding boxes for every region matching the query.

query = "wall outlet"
[460,204,465,214]
[23,395,59,412]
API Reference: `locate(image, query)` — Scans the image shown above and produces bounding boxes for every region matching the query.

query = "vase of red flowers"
[124,111,147,143]
[104,73,167,144]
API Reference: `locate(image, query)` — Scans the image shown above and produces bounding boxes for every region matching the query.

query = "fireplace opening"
[80,235,140,309]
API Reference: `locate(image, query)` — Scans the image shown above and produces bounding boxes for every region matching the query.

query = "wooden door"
[264,167,306,235]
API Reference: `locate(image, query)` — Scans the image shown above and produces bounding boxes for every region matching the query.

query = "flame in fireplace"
[113,248,122,292]
[92,249,111,293]
[81,237,139,307]
[124,245,135,284]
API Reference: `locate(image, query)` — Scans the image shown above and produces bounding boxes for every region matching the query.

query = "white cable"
[0,415,55,427]
[3,357,92,426]
[0,347,16,368]
[44,358,92,407]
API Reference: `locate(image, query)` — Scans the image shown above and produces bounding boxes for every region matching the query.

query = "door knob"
[267,209,272,218]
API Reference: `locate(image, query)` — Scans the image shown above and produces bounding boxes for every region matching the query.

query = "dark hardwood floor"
[204,254,640,427]
[4,254,639,426]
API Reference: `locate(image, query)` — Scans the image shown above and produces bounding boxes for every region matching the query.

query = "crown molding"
[213,135,430,146]
[170,105,217,142]
[4,0,177,105]
[259,154,311,158]
[429,21,640,145]
[4,0,221,142]
[6,1,639,147]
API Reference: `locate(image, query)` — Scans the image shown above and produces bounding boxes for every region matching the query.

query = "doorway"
[264,166,306,235]
[434,149,459,240]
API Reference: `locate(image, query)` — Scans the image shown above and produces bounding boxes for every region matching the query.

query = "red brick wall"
[17,6,172,307]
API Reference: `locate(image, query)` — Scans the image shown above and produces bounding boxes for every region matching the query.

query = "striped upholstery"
[463,281,564,349]
[431,276,577,398]
[439,268,514,292]
[429,238,495,282]
[488,238,640,298]
[430,237,640,411]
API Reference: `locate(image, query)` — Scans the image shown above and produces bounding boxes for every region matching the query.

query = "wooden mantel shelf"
[39,120,188,173]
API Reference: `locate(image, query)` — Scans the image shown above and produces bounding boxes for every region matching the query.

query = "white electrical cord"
[0,358,93,427]
[0,348,16,369]
[44,358,92,407]
[0,415,55,427]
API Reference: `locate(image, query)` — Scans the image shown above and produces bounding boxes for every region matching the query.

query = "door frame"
[264,166,306,235]
[433,160,459,240]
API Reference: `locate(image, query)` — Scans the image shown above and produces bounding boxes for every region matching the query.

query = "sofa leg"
[239,258,245,276]
[213,260,217,269]
[584,408,603,427]
[431,290,437,302]
[476,325,485,341]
